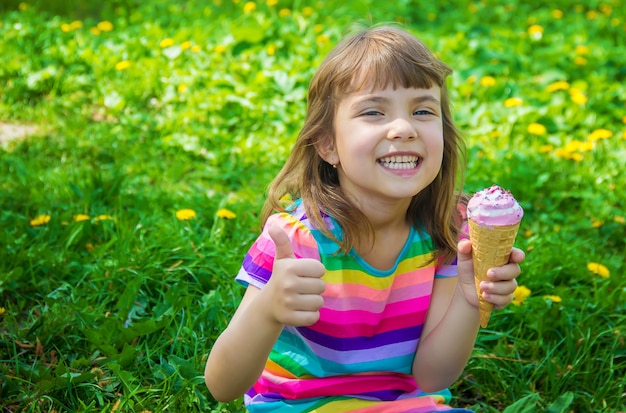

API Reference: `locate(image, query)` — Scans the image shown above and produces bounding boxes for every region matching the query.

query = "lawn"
[0,0,625,411]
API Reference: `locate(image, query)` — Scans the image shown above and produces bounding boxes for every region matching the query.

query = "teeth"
[378,155,420,169]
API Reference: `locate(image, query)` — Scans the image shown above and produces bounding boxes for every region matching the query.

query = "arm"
[412,240,524,392]
[204,226,326,402]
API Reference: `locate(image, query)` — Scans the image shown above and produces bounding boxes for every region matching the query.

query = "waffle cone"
[468,219,520,328]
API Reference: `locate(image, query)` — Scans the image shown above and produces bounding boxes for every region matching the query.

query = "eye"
[361,110,383,117]
[414,109,435,116]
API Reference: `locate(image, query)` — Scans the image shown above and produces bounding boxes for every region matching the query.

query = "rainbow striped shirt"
[236,202,459,412]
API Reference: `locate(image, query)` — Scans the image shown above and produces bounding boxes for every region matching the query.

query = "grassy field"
[1,0,625,411]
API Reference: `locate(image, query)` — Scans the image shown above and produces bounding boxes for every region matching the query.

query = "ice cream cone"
[468,219,520,328]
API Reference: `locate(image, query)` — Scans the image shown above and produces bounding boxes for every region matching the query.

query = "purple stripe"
[297,324,422,351]
[301,334,417,364]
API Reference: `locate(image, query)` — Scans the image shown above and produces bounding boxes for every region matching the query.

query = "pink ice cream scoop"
[467,185,524,227]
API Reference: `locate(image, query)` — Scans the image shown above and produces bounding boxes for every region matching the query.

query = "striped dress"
[235,201,463,412]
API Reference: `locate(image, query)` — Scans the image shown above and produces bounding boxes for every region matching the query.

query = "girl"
[205,25,524,412]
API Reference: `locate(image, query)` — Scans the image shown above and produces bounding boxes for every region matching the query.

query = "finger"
[509,247,526,264]
[457,239,473,262]
[481,278,517,296]
[269,225,295,260]
[487,262,521,281]
[295,259,327,279]
[296,276,326,294]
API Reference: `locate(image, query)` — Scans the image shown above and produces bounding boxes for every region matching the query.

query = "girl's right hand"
[263,226,326,327]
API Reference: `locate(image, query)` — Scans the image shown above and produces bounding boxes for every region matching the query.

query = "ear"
[316,137,339,166]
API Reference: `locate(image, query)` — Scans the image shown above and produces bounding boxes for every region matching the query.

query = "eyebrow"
[350,94,441,109]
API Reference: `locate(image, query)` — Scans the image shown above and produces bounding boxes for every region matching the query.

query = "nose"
[387,116,417,140]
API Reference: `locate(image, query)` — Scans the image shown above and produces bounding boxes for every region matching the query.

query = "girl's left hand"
[457,239,525,309]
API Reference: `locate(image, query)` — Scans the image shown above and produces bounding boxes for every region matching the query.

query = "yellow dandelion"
[613,216,625,224]
[527,123,547,135]
[267,0,278,6]
[30,215,51,227]
[18,2,28,10]
[177,84,188,93]
[0,307,5,316]
[586,10,598,19]
[504,97,523,107]
[592,220,603,228]
[74,214,90,222]
[527,24,544,36]
[267,44,276,55]
[546,81,570,92]
[588,129,613,141]
[539,144,554,153]
[574,56,588,66]
[512,285,531,306]
[176,209,196,221]
[215,45,227,54]
[94,214,114,222]
[569,89,587,105]
[316,34,329,45]
[600,4,612,16]
[570,152,583,162]
[61,23,72,32]
[622,116,626,124]
[70,20,83,30]
[543,295,562,303]
[217,208,237,219]
[587,262,610,278]
[313,24,323,33]
[480,76,496,87]
[96,20,113,32]
[279,8,291,17]
[524,229,533,237]
[191,45,201,53]
[90,27,101,36]
[554,148,574,159]
[181,41,192,50]
[85,243,94,252]
[575,45,589,55]
[243,2,256,13]
[115,60,131,71]
[160,38,175,48]
[551,9,563,19]
[303,6,314,16]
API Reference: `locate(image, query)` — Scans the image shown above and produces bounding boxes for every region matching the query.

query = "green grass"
[1,0,625,411]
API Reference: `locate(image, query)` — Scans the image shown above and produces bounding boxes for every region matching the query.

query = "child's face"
[329,85,444,206]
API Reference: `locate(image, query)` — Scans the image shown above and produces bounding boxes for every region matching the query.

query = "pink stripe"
[324,267,434,297]
[254,372,417,400]
[324,283,433,311]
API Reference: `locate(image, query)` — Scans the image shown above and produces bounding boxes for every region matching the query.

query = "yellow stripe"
[324,256,435,286]
[311,398,380,412]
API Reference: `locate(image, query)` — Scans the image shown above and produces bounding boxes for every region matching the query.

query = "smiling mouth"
[377,155,421,170]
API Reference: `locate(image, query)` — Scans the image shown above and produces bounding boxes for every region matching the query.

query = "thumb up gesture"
[264,226,326,327]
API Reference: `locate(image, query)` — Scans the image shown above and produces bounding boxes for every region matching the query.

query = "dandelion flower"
[569,90,587,105]
[546,81,570,92]
[527,123,547,135]
[191,45,201,53]
[217,208,237,219]
[181,41,192,50]
[95,214,114,222]
[279,8,291,17]
[512,285,531,306]
[613,216,625,224]
[160,38,175,48]
[587,262,610,278]
[539,144,554,153]
[313,24,323,33]
[316,34,330,45]
[574,56,588,66]
[527,24,544,39]
[176,209,196,221]
[243,2,256,13]
[70,20,83,30]
[551,9,563,19]
[177,84,188,93]
[215,45,227,54]
[480,76,496,87]
[588,129,613,141]
[61,23,72,32]
[91,27,101,36]
[575,45,589,55]
[267,0,278,6]
[592,220,603,228]
[267,45,276,55]
[504,97,523,107]
[96,21,113,32]
[115,60,131,71]
[74,214,90,222]
[30,215,51,227]
[543,295,562,303]
[303,6,314,16]
[0,307,5,316]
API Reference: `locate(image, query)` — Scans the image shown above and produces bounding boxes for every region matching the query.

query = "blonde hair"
[261,25,465,263]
